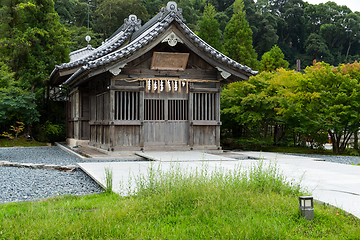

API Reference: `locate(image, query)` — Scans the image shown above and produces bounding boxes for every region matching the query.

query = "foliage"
[67,25,104,51]
[94,0,148,39]
[297,62,360,154]
[1,162,360,238]
[34,120,64,143]
[222,0,259,70]
[198,3,222,51]
[0,0,69,138]
[0,62,39,131]
[221,70,286,142]
[1,121,25,140]
[260,45,289,71]
[0,0,70,93]
[222,61,360,154]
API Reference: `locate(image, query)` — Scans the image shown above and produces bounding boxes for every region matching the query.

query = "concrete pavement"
[77,151,360,219]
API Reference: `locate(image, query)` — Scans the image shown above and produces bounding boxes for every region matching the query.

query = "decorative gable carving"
[161,32,184,46]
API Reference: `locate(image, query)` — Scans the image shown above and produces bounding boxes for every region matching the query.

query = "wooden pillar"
[66,92,70,139]
[109,79,115,150]
[78,90,83,140]
[139,81,145,148]
[188,82,194,147]
[215,82,221,148]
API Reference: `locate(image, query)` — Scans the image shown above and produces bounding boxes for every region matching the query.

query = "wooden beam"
[121,68,218,80]
[191,121,222,126]
[89,120,143,126]
[189,87,221,93]
[108,86,144,91]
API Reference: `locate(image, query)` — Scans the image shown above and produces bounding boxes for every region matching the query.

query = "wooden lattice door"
[144,90,189,146]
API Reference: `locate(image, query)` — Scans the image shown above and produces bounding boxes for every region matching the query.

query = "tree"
[223,0,259,70]
[198,4,222,51]
[94,0,148,39]
[0,62,39,131]
[343,12,360,62]
[278,62,360,153]
[305,33,333,63]
[54,0,88,27]
[221,71,285,145]
[260,45,289,72]
[67,25,103,51]
[0,0,70,96]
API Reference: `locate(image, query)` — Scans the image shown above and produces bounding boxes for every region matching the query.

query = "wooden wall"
[67,86,89,141]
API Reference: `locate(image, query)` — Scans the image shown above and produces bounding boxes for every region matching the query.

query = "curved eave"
[50,19,142,85]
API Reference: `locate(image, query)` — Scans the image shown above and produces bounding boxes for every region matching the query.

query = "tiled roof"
[53,1,258,85]
[56,15,141,71]
[69,45,95,62]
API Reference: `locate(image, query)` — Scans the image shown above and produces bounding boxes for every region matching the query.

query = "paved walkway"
[136,151,241,161]
[77,151,360,219]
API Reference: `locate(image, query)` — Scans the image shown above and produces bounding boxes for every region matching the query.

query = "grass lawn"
[0,137,49,147]
[1,162,359,239]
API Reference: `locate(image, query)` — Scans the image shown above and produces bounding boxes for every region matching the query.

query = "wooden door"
[144,91,188,146]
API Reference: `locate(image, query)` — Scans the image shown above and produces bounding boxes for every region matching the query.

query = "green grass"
[0,137,49,147]
[1,161,359,239]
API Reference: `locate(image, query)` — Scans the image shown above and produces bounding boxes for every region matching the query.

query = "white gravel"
[0,146,103,203]
[285,153,360,165]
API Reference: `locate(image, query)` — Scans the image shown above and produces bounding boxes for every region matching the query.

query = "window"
[115,91,139,120]
[168,99,188,120]
[144,99,165,120]
[193,93,216,120]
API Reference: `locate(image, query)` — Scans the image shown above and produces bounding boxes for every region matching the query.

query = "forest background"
[1,0,360,153]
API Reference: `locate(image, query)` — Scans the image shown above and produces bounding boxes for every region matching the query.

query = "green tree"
[221,71,284,144]
[54,0,89,26]
[198,4,222,51]
[0,62,39,130]
[0,0,70,96]
[94,0,148,39]
[278,62,360,153]
[305,33,333,63]
[67,25,103,51]
[343,12,360,62]
[260,45,289,72]
[223,0,259,70]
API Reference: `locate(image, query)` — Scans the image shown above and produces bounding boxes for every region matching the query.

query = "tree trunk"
[329,130,339,154]
[345,41,352,62]
[242,124,253,138]
[354,130,358,150]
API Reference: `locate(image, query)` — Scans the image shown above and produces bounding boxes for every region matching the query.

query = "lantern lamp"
[299,196,314,220]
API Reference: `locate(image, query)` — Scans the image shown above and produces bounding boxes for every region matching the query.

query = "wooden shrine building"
[50,1,257,152]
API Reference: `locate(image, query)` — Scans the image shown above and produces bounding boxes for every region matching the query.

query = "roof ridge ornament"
[159,1,184,22]
[124,15,142,31]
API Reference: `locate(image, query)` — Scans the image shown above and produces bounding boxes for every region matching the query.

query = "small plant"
[1,121,25,140]
[104,166,113,193]
[1,131,14,140]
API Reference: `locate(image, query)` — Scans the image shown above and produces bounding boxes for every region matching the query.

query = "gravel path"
[1,146,360,204]
[286,153,360,165]
[0,146,103,203]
